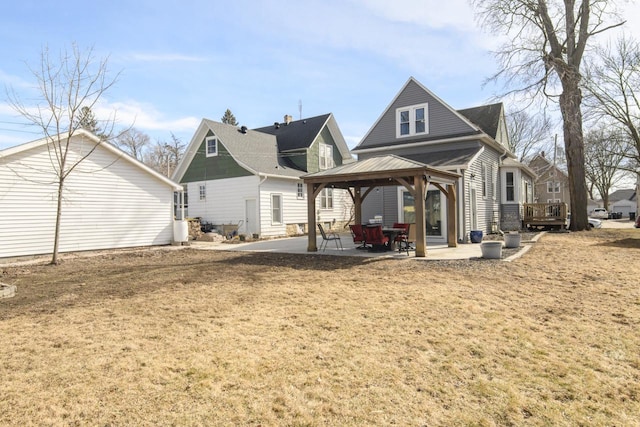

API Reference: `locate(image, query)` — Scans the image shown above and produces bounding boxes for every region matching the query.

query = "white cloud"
[93,99,200,134]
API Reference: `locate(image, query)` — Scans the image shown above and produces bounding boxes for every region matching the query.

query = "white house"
[0,129,183,259]
[172,114,354,238]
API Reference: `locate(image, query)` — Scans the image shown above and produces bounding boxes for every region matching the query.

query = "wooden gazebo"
[302,155,461,257]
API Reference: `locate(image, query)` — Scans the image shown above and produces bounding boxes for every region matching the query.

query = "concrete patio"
[189,232,525,261]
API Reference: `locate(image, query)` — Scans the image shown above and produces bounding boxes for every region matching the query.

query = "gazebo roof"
[302,155,460,188]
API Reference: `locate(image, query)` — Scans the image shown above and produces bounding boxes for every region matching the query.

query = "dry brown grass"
[1,229,639,426]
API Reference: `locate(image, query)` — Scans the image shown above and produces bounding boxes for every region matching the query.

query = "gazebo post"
[307,182,318,252]
[414,175,427,257]
[447,183,457,247]
[354,186,362,225]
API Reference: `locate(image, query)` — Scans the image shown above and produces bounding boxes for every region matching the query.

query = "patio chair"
[364,224,389,251]
[398,223,416,255]
[318,223,343,252]
[349,224,369,249]
[392,222,410,247]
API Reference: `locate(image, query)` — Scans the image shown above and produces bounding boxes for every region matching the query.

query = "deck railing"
[523,202,568,225]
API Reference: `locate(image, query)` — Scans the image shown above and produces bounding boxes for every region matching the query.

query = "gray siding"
[359,79,478,149]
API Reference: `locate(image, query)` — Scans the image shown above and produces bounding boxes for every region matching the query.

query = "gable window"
[320,188,333,209]
[396,104,428,138]
[319,143,334,170]
[297,183,304,199]
[506,172,515,202]
[199,184,206,200]
[547,181,560,193]
[271,194,282,224]
[205,136,218,157]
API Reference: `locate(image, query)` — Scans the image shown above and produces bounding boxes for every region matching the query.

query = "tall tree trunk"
[51,177,64,265]
[559,73,589,231]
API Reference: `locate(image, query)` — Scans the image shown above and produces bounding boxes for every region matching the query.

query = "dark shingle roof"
[609,188,637,202]
[254,114,331,152]
[457,103,503,139]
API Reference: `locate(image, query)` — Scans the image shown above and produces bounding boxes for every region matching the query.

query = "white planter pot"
[481,241,503,259]
[504,232,521,248]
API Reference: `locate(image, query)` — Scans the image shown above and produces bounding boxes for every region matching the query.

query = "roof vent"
[274,122,280,129]
[240,126,247,134]
[284,114,293,125]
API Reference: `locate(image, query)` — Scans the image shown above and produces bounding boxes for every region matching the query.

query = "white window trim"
[481,162,488,199]
[505,171,515,202]
[396,103,429,138]
[199,184,206,200]
[297,183,304,199]
[547,181,560,193]
[271,193,283,225]
[205,136,218,157]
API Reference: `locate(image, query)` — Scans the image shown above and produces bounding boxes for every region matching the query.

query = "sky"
[1,0,639,152]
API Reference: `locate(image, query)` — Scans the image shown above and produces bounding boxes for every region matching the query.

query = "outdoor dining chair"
[364,224,389,251]
[349,224,369,249]
[318,223,343,252]
[398,223,416,255]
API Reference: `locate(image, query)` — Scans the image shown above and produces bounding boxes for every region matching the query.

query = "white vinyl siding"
[0,138,175,259]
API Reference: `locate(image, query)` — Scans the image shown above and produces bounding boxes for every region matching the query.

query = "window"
[547,181,560,193]
[271,194,282,224]
[396,104,428,138]
[297,183,304,199]
[506,172,515,202]
[490,164,496,200]
[320,188,333,209]
[199,184,206,200]
[319,143,334,170]
[481,163,487,198]
[205,136,218,157]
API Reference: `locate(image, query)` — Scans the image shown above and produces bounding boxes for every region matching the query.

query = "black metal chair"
[318,223,343,252]
[397,223,416,255]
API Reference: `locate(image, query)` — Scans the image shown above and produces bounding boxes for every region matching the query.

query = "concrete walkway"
[189,233,500,261]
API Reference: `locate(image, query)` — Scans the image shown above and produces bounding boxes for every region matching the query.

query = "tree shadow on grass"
[598,238,640,249]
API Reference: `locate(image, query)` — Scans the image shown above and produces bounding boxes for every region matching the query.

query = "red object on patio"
[349,224,369,249]
[364,225,389,250]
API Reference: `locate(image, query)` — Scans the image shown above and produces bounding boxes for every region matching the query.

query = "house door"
[401,187,447,243]
[245,199,257,236]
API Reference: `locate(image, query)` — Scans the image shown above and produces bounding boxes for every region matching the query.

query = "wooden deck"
[523,203,568,230]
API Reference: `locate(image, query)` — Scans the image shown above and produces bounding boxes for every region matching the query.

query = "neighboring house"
[172,114,354,238]
[351,77,535,243]
[528,152,571,210]
[0,129,183,259]
[608,188,637,217]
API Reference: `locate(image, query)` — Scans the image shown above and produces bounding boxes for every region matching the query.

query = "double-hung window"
[547,181,560,193]
[481,163,488,198]
[205,136,218,157]
[271,194,282,224]
[297,183,304,199]
[199,184,206,200]
[396,104,428,138]
[320,188,333,209]
[319,143,333,170]
[505,172,515,202]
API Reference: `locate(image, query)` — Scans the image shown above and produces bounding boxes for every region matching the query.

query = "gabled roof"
[302,154,460,186]
[254,113,331,152]
[502,157,537,178]
[352,77,513,158]
[528,153,568,178]
[1,129,182,190]
[609,188,636,202]
[457,103,503,140]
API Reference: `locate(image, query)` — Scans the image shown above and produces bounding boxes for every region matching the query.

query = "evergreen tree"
[221,109,238,126]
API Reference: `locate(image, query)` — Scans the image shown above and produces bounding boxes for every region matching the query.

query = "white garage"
[0,129,183,259]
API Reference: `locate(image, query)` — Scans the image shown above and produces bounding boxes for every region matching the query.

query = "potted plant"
[503,231,521,248]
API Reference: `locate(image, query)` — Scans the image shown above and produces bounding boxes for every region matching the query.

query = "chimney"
[284,114,293,125]
[541,151,545,158]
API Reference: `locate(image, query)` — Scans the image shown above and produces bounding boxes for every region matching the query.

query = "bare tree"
[472,0,624,231]
[115,127,150,161]
[583,35,640,170]
[6,44,119,264]
[144,134,185,177]
[584,125,630,209]
[506,109,553,162]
